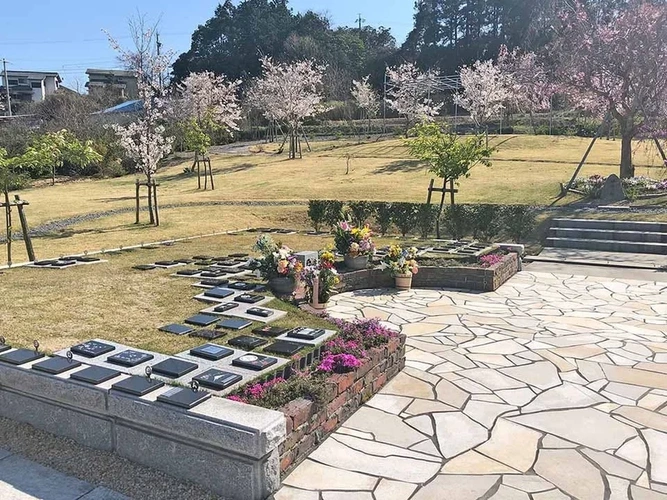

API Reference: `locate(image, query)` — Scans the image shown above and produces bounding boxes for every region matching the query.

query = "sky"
[0,0,415,90]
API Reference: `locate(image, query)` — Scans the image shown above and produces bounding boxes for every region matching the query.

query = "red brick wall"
[278,334,406,476]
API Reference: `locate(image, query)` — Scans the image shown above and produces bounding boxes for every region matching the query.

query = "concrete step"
[551,218,667,233]
[546,237,667,255]
[550,227,667,243]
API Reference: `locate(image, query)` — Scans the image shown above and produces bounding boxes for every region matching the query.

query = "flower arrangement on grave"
[334,221,375,270]
[253,235,303,294]
[300,248,340,307]
[379,245,419,290]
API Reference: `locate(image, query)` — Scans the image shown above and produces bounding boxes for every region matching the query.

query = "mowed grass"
[2,134,665,262]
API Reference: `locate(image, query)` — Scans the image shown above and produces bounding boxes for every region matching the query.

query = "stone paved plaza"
[276,271,667,500]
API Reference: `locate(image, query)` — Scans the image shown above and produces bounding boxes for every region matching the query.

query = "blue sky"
[0,0,415,90]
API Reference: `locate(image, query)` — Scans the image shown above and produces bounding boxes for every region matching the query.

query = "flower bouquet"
[379,245,419,290]
[252,235,303,295]
[334,221,375,270]
[300,249,340,307]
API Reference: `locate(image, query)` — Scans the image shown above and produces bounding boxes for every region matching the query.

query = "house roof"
[86,68,137,78]
[5,70,61,81]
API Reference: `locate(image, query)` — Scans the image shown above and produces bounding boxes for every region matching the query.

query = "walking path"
[276,271,667,500]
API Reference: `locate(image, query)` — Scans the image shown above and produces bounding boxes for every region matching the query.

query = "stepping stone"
[193,369,243,390]
[533,449,604,500]
[156,387,211,409]
[111,375,164,396]
[32,356,82,375]
[70,366,121,385]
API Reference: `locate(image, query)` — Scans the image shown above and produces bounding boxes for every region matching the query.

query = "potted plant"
[252,235,303,295]
[380,245,419,290]
[300,249,340,308]
[334,221,375,270]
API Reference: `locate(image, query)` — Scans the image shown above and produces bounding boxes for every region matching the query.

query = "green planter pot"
[344,255,369,270]
[269,276,296,296]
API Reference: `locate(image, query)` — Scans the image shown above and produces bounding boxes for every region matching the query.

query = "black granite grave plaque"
[193,260,213,266]
[246,307,274,318]
[192,255,215,261]
[188,329,225,340]
[199,278,229,287]
[213,302,239,313]
[158,324,194,336]
[252,326,290,337]
[34,260,57,266]
[111,375,164,396]
[213,259,237,266]
[0,349,44,365]
[70,366,121,385]
[189,343,234,361]
[232,354,278,371]
[107,350,154,367]
[234,294,264,304]
[0,337,10,354]
[204,288,235,299]
[228,282,256,291]
[228,253,249,258]
[264,341,304,356]
[51,261,76,268]
[71,340,116,358]
[228,336,267,349]
[154,261,179,267]
[32,356,82,375]
[193,369,242,390]
[77,256,102,263]
[217,318,253,330]
[157,386,211,409]
[287,327,326,341]
[185,314,220,327]
[175,258,195,264]
[133,264,156,271]
[151,358,198,378]
[200,271,225,278]
[176,269,201,276]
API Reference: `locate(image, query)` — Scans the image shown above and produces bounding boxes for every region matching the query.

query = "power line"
[0,31,190,46]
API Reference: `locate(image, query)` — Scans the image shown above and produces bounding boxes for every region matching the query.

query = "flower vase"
[269,276,296,296]
[344,254,369,270]
[395,273,413,291]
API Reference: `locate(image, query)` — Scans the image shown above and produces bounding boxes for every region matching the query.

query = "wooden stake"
[196,152,202,190]
[15,196,35,262]
[147,181,155,225]
[208,158,215,190]
[4,189,11,265]
[153,181,160,227]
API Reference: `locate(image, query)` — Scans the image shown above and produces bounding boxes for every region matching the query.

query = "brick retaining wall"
[278,334,406,477]
[338,253,519,293]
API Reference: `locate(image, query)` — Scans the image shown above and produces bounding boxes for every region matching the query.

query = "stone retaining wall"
[339,253,519,293]
[0,363,286,500]
[278,334,406,477]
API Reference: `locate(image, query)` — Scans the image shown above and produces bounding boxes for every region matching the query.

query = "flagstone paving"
[275,271,667,500]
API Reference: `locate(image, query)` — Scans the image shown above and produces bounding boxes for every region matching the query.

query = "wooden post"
[3,189,11,265]
[312,277,320,309]
[135,180,140,224]
[204,156,208,190]
[654,138,667,163]
[15,196,35,262]
[426,179,434,204]
[196,153,202,190]
[153,181,160,227]
[208,158,215,190]
[449,179,455,205]
[147,181,155,225]
[563,136,599,194]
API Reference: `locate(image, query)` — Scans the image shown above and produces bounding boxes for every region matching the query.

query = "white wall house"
[0,70,62,104]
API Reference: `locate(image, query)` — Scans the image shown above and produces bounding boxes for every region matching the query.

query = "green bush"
[373,202,393,235]
[471,204,502,242]
[307,200,328,232]
[502,205,537,243]
[348,201,375,227]
[322,200,345,229]
[416,204,439,239]
[391,202,419,237]
[442,204,472,240]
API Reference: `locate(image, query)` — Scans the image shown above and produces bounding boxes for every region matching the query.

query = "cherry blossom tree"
[385,62,443,132]
[106,24,174,225]
[497,45,555,134]
[454,59,512,145]
[351,76,380,133]
[552,1,667,178]
[249,57,327,159]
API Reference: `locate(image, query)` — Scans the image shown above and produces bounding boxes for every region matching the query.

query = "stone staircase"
[546,218,667,254]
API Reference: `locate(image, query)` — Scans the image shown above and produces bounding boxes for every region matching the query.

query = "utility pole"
[2,59,11,117]
[156,32,163,90]
[356,13,364,30]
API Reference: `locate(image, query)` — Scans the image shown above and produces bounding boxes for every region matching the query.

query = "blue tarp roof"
[99,99,143,114]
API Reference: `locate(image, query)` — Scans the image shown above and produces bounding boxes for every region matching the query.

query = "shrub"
[348,201,375,227]
[307,200,328,232]
[416,203,439,239]
[442,204,472,240]
[502,205,537,243]
[322,200,344,229]
[373,202,393,235]
[391,202,419,237]
[227,373,328,409]
[470,204,502,242]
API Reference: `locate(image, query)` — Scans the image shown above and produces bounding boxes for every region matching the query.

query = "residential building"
[86,69,138,100]
[0,70,62,103]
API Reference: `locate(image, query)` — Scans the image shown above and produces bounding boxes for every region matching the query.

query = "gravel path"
[0,416,220,500]
[0,199,306,242]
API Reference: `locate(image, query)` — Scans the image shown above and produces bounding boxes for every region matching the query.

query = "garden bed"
[338,252,519,292]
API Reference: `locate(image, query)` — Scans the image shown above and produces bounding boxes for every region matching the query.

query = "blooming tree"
[180,71,242,135]
[385,62,443,131]
[249,57,327,159]
[106,25,174,225]
[351,76,380,133]
[454,59,512,145]
[552,1,667,178]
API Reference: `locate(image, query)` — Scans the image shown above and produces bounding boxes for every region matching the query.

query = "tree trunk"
[620,132,634,179]
[4,188,11,265]
[146,179,155,225]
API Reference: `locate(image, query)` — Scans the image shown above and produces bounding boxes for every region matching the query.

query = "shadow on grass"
[218,162,257,174]
[372,159,424,174]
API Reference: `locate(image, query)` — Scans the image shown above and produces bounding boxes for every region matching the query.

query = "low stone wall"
[0,363,286,500]
[278,334,406,476]
[339,253,519,293]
